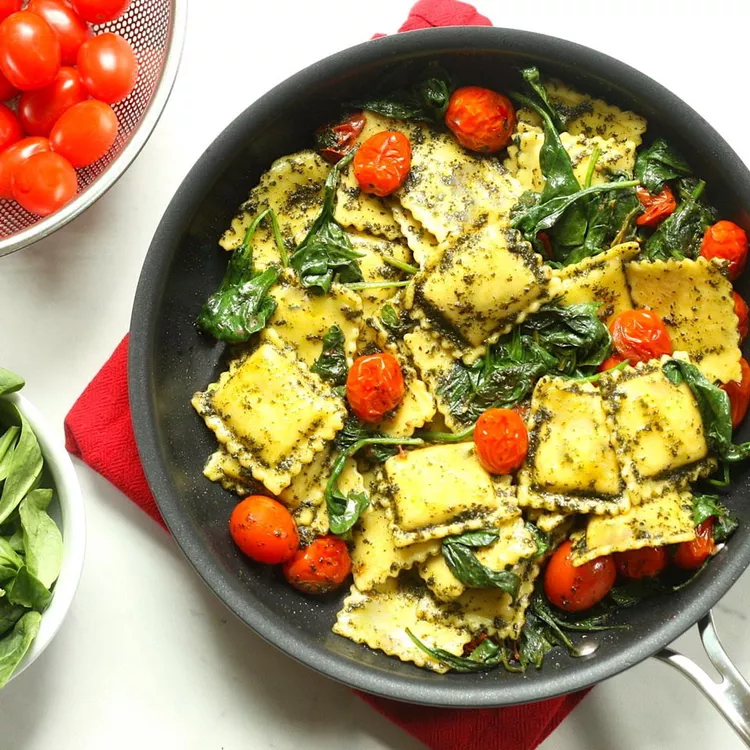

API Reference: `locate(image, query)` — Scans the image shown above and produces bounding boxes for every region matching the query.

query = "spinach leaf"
[290,150,363,294]
[352,65,453,123]
[0,404,42,525]
[0,611,41,688]
[531,592,626,633]
[520,67,566,131]
[406,629,508,672]
[0,370,24,397]
[333,417,400,463]
[0,599,26,639]
[197,208,281,343]
[662,359,750,462]
[5,565,51,610]
[0,538,22,582]
[19,489,62,589]
[517,612,556,669]
[643,178,717,261]
[0,426,19,482]
[379,304,417,336]
[311,325,348,386]
[442,534,521,598]
[692,494,738,543]
[635,138,692,194]
[607,577,665,607]
[525,521,550,558]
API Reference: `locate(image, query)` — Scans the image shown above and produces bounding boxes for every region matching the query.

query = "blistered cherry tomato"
[635,184,677,228]
[700,220,748,280]
[282,535,352,594]
[50,98,117,166]
[597,353,627,373]
[0,11,61,91]
[229,495,299,565]
[614,546,668,580]
[27,0,91,66]
[70,0,130,23]
[674,519,715,570]
[722,358,750,428]
[0,103,22,151]
[609,309,673,364]
[0,69,17,100]
[18,66,86,137]
[544,540,616,613]
[353,130,411,197]
[445,86,516,153]
[77,31,137,103]
[12,150,76,216]
[0,136,49,199]
[474,408,528,475]
[346,351,405,423]
[734,291,749,343]
[0,0,20,23]
[316,111,366,164]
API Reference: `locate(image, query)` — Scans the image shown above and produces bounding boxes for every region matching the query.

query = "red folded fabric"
[64,2,590,748]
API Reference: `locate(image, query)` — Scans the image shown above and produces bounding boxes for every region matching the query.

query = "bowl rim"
[0,0,189,260]
[6,393,86,684]
[129,25,750,707]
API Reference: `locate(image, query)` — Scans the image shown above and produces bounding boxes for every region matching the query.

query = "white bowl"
[5,393,86,684]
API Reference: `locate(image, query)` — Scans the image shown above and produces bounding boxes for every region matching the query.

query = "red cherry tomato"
[70,0,130,23]
[0,69,17,100]
[722,358,750,428]
[0,102,22,151]
[12,150,76,216]
[346,351,405,423]
[445,86,516,153]
[49,98,117,167]
[282,535,352,594]
[229,495,299,565]
[674,519,715,570]
[316,111,366,164]
[77,32,137,103]
[597,353,627,373]
[0,0,20,23]
[609,309,673,364]
[18,66,86,137]
[27,0,91,66]
[635,184,677,228]
[700,220,748,280]
[0,11,61,91]
[733,291,749,343]
[352,130,411,197]
[614,546,668,580]
[0,136,49,198]
[474,408,528,475]
[544,540,616,613]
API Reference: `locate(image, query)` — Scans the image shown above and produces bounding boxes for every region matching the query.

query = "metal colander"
[0,0,187,257]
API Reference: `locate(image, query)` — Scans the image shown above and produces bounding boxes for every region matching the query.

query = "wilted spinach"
[525,521,550,558]
[635,138,692,194]
[333,416,401,464]
[406,629,510,673]
[311,325,348,386]
[379,304,417,336]
[692,493,738,542]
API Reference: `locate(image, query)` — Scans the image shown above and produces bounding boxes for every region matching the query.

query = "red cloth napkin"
[64,2,590,748]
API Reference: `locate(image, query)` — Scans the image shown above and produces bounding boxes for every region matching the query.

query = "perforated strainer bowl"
[0,0,187,258]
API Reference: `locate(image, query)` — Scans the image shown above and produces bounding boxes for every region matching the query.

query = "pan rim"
[129,25,750,707]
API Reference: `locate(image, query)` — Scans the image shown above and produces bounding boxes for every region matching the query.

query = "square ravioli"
[382,443,518,546]
[599,359,715,502]
[625,257,741,384]
[406,223,555,356]
[192,331,346,494]
[518,376,628,515]
[570,488,696,565]
[553,242,639,325]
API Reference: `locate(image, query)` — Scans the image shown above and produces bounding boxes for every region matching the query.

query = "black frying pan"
[128,27,750,738]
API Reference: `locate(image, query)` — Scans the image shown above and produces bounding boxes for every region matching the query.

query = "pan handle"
[655,610,750,746]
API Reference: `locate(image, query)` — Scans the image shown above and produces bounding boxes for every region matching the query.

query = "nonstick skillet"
[128,26,750,742]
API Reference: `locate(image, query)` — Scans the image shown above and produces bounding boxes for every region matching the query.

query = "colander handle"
[655,611,750,746]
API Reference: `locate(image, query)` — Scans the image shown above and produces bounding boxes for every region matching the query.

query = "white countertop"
[1,0,749,747]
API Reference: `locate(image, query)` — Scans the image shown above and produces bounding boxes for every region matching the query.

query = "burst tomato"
[544,540,616,613]
[722,358,750,428]
[474,408,528,475]
[353,130,411,197]
[0,102,22,151]
[700,220,748,280]
[18,66,87,137]
[734,291,749,343]
[12,150,76,216]
[445,86,516,153]
[0,136,50,199]
[0,11,61,91]
[635,184,677,227]
[282,535,352,594]
[673,519,715,570]
[614,546,668,580]
[316,111,366,164]
[70,0,130,23]
[597,353,627,372]
[27,0,91,66]
[609,309,673,364]
[229,495,299,565]
[50,98,117,166]
[77,31,137,103]
[346,351,405,423]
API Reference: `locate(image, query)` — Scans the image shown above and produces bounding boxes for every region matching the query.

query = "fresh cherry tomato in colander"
[27,0,91,66]
[77,31,138,103]
[50,99,118,167]
[18,66,87,137]
[12,150,76,216]
[0,11,61,91]
[69,0,130,24]
[0,136,50,199]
